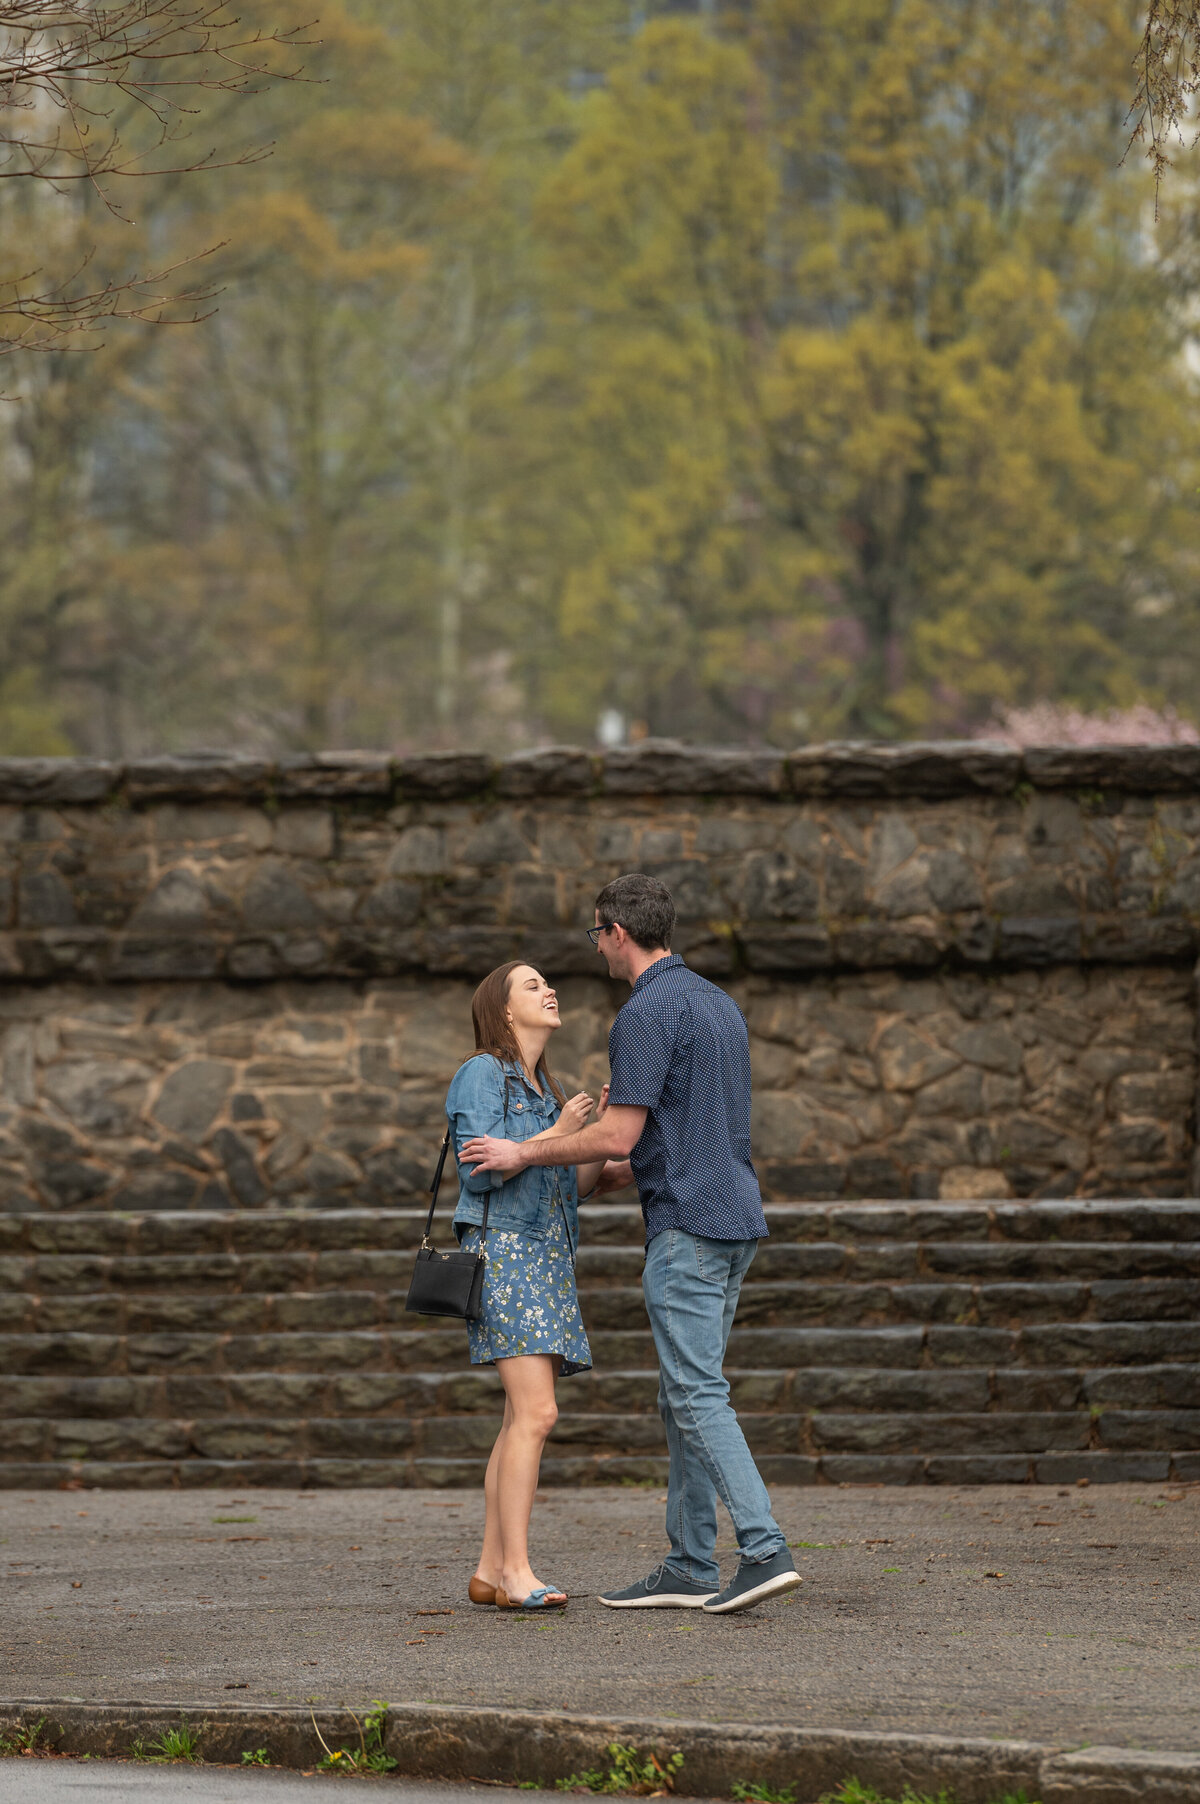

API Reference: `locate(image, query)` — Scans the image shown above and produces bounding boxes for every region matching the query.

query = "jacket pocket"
[455,1175,552,1240]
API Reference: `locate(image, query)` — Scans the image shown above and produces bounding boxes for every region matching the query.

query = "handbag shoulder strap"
[422,1129,451,1246]
[424,1124,490,1250]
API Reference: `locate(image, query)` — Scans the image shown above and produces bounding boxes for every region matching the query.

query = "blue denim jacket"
[446,1054,580,1252]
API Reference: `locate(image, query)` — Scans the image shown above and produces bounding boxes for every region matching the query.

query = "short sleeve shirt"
[606,955,767,1245]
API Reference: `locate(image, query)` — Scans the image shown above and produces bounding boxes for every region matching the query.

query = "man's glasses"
[586,922,618,948]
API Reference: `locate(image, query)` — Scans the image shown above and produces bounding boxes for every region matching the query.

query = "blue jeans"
[642,1228,787,1587]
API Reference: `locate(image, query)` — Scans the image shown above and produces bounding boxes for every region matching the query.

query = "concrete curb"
[1,1700,1198,1802]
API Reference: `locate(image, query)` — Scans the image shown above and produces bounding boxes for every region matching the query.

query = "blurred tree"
[0,305,165,752]
[0,0,311,747]
[0,0,442,753]
[525,19,778,743]
[164,76,474,749]
[373,0,628,746]
[746,0,1199,735]
[522,5,1200,742]
[151,0,625,752]
[4,0,624,753]
[2,0,1198,755]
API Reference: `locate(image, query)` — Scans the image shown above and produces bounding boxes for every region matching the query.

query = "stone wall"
[0,741,1198,1205]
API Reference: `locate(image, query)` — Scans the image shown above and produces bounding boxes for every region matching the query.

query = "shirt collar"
[631,953,684,995]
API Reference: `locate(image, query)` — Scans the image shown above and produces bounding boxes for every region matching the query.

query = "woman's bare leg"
[495,1353,562,1602]
[475,1393,512,1588]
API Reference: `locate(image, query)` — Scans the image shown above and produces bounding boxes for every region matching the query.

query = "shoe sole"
[701,1569,802,1614]
[598,1591,717,1609]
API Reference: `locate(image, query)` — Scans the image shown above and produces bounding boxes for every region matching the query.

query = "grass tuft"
[130,1722,203,1764]
[819,1783,1042,1804]
[0,1717,48,1757]
[311,1700,397,1776]
[558,1743,684,1795]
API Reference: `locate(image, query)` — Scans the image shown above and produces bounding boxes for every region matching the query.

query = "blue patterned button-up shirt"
[606,954,767,1246]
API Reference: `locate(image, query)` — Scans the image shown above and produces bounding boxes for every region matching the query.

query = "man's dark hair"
[594,872,675,951]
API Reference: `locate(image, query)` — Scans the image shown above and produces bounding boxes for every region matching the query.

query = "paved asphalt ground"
[1,1484,1196,1752]
[0,1770,533,1801]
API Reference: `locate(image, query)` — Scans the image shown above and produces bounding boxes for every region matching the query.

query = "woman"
[447,960,610,1611]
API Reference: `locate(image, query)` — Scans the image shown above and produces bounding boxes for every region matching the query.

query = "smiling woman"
[443,961,617,1616]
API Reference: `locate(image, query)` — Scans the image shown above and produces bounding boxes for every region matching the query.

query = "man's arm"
[460,1105,646,1177]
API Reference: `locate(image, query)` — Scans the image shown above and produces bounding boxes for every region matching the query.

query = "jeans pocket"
[733,1238,758,1281]
[691,1233,729,1285]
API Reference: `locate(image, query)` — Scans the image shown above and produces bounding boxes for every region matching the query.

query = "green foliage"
[1,0,1198,754]
[0,672,69,756]
[820,1783,1042,1804]
[732,1782,797,1803]
[558,1743,684,1795]
[130,1722,203,1763]
[312,1700,398,1776]
[741,0,1200,738]
[241,1748,272,1766]
[0,1717,48,1756]
[532,1,1200,742]
[528,19,776,745]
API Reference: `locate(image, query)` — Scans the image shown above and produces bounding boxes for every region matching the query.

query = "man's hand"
[460,1134,527,1177]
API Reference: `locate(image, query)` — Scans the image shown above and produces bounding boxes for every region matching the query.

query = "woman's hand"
[592,1158,634,1195]
[554,1091,594,1135]
[595,1083,609,1116]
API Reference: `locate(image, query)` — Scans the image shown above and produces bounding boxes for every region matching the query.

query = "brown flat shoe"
[468,1576,498,1606]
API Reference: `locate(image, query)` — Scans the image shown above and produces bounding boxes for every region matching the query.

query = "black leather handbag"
[404,1128,489,1320]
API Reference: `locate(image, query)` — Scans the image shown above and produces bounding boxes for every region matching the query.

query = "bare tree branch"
[1126,0,1200,210]
[0,0,313,347]
[0,243,225,352]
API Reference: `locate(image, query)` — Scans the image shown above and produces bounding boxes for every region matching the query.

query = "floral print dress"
[460,1173,592,1376]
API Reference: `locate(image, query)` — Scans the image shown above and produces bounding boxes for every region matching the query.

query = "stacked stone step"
[0,1199,1197,1489]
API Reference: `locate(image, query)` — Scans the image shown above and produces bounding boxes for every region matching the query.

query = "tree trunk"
[435,254,476,741]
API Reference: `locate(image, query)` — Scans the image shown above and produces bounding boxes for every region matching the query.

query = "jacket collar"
[499,1056,550,1104]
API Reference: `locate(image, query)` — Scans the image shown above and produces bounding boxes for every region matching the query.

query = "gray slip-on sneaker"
[701,1548,801,1614]
[599,1563,718,1608]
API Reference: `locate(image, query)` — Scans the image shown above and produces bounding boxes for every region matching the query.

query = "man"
[461,871,800,1615]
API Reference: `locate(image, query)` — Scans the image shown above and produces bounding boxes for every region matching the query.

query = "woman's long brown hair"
[471,961,566,1107]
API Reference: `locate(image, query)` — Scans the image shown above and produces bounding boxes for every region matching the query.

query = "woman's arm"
[445,1058,509,1193]
[526,1089,610,1192]
[532,1091,593,1144]
[511,1089,608,1197]
[572,1086,610,1198]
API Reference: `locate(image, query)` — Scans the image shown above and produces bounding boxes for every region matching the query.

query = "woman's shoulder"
[447,1053,506,1100]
